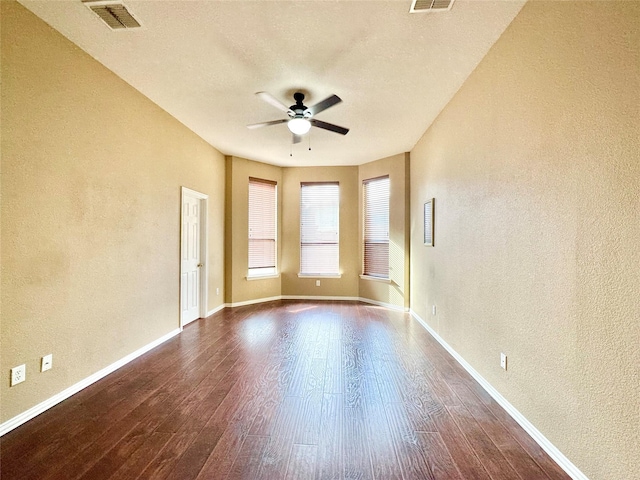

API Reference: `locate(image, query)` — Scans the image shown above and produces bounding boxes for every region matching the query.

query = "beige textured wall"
[358,153,410,309]
[224,156,282,304]
[281,166,359,297]
[410,2,639,479]
[1,3,225,423]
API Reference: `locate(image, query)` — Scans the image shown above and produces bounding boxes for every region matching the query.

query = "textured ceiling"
[18,0,525,167]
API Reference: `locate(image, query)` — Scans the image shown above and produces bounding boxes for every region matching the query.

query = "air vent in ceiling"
[410,0,455,13]
[83,0,141,29]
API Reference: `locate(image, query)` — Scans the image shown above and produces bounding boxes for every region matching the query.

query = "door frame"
[180,186,209,329]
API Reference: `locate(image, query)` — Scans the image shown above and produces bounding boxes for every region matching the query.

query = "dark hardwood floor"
[1,301,570,479]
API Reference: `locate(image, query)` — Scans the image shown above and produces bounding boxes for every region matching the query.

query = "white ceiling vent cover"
[83,0,141,29]
[410,0,456,13]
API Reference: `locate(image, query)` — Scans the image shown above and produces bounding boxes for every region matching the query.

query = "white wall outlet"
[41,354,53,372]
[432,305,436,315]
[315,280,321,287]
[11,364,26,386]
[216,287,220,296]
[500,352,507,370]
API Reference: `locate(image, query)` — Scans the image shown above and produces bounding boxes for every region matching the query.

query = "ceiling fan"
[247,91,349,144]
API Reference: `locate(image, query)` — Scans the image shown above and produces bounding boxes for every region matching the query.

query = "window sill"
[359,275,391,284]
[246,273,280,281]
[298,274,342,279]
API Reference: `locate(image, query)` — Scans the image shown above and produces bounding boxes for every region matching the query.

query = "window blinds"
[248,178,277,273]
[363,176,390,278]
[300,182,339,275]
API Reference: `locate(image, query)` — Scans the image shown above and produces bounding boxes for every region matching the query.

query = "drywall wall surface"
[409,1,639,479]
[281,166,359,297]
[224,156,282,304]
[1,2,225,423]
[358,153,410,309]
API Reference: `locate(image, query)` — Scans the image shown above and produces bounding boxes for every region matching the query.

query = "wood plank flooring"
[0,301,570,479]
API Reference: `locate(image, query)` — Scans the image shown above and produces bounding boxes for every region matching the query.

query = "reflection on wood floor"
[1,300,570,479]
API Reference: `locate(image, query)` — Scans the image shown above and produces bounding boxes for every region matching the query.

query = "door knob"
[197,263,203,267]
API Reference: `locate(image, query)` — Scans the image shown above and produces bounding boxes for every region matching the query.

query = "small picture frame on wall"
[424,199,434,246]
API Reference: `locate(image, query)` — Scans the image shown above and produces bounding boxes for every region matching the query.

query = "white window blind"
[248,178,277,275]
[363,176,389,278]
[300,182,339,276]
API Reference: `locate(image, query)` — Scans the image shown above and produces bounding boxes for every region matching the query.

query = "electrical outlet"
[432,305,437,315]
[41,354,53,372]
[216,287,220,296]
[315,280,321,287]
[11,364,26,386]
[500,352,507,370]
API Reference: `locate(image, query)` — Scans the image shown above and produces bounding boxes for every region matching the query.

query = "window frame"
[299,181,341,278]
[362,175,390,280]
[247,177,278,278]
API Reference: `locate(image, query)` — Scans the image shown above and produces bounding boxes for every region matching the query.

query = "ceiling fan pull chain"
[309,131,312,151]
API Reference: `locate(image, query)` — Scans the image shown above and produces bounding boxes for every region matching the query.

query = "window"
[300,182,340,276]
[363,176,389,278]
[248,178,277,276]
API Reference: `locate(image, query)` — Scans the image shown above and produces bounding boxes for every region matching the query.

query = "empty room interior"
[1,1,638,479]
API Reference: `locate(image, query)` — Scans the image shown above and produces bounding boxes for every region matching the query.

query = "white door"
[181,192,201,325]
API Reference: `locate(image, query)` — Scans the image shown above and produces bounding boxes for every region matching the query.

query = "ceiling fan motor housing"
[293,92,305,105]
[249,90,348,136]
[289,92,311,118]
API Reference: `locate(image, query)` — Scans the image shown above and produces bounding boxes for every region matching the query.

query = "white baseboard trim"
[357,297,408,312]
[0,327,181,437]
[226,295,283,308]
[213,295,407,312]
[206,304,226,317]
[281,295,407,312]
[281,295,361,302]
[279,294,409,312]
[409,310,588,480]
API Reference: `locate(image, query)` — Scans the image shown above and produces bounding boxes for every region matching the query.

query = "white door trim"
[180,187,209,329]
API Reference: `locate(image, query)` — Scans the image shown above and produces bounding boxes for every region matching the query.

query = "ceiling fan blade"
[307,95,342,116]
[256,91,290,113]
[311,119,349,135]
[292,133,302,144]
[247,119,288,129]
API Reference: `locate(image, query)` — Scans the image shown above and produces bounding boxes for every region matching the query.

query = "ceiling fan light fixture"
[288,118,311,135]
[250,91,348,139]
